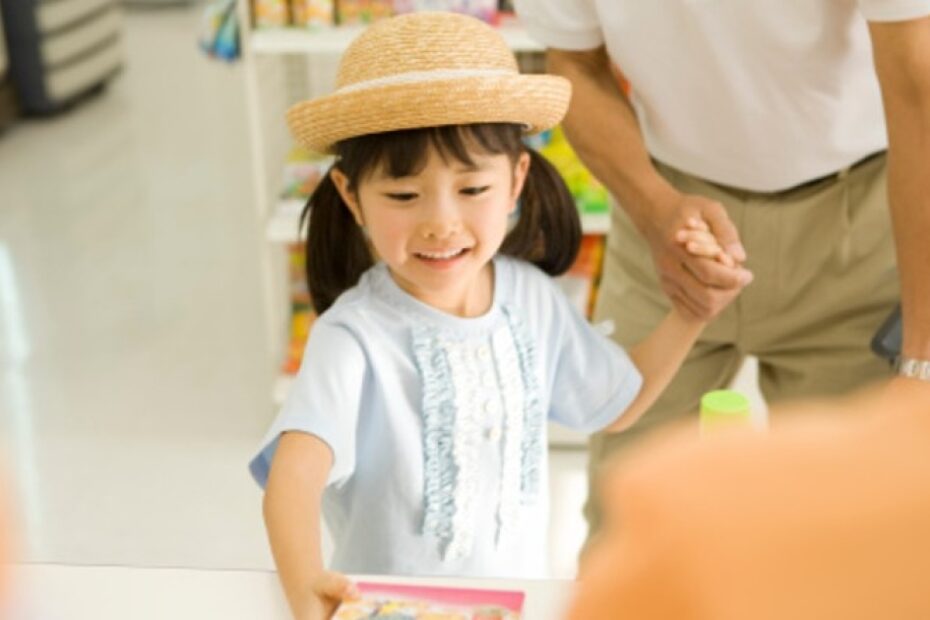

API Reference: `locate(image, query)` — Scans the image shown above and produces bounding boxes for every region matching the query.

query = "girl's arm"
[603,221,746,433]
[603,309,705,433]
[264,432,356,619]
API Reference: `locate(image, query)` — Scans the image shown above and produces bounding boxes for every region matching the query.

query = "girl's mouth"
[414,248,469,261]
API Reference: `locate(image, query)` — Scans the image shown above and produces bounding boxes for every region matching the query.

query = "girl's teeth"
[419,249,463,259]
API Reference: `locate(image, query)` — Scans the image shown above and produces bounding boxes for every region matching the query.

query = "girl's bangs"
[335,124,524,185]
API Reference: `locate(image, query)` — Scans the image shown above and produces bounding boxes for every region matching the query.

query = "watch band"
[896,357,930,382]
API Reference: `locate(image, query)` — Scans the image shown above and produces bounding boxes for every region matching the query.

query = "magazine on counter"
[335,580,525,619]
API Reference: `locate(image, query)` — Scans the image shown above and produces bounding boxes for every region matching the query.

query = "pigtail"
[302,169,373,315]
[500,148,581,275]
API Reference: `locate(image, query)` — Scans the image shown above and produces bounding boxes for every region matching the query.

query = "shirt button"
[486,426,502,443]
[477,345,490,359]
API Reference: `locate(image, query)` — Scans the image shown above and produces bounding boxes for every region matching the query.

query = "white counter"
[6,564,573,620]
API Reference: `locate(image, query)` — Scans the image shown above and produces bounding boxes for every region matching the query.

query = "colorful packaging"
[392,0,497,23]
[252,0,288,27]
[337,0,394,25]
[290,0,335,27]
[535,125,609,216]
[336,582,524,619]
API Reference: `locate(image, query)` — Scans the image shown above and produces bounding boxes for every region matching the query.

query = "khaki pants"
[585,153,899,538]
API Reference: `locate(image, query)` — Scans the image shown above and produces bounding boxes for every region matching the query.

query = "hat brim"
[286,74,571,154]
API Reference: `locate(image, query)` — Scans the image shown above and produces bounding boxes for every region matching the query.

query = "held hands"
[293,571,358,620]
[641,192,753,321]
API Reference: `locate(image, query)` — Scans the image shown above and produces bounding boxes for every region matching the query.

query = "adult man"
[513,1,930,536]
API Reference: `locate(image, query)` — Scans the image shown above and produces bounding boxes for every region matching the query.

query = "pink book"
[335,581,525,619]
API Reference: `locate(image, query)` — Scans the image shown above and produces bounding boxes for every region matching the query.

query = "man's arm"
[547,48,752,319]
[869,17,930,361]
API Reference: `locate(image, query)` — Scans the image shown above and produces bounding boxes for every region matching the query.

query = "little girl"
[249,12,742,619]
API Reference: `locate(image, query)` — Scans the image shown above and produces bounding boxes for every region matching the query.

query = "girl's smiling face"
[332,143,529,317]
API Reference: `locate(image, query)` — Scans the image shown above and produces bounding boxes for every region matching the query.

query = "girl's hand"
[293,571,359,620]
[675,217,737,268]
[672,216,752,323]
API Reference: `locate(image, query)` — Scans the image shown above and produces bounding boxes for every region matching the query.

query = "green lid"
[700,390,751,430]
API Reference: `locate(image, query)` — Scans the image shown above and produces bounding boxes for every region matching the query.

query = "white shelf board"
[580,212,610,235]
[250,24,544,55]
[273,373,295,406]
[266,198,306,244]
[266,199,609,243]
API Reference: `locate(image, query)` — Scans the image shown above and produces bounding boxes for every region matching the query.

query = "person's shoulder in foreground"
[569,381,930,620]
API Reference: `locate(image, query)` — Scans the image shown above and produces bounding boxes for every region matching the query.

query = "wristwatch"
[896,357,930,382]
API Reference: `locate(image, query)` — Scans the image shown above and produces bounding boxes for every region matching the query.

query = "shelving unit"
[249,22,543,55]
[0,0,124,113]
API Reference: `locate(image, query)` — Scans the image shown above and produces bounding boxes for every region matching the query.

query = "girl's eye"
[461,186,490,196]
[385,192,418,201]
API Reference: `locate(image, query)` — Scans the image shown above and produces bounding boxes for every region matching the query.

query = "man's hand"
[636,190,753,320]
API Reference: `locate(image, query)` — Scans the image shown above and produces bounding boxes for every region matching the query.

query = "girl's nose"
[419,200,461,239]
[420,219,461,240]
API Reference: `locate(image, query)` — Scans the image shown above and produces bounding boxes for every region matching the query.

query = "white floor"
[0,5,276,571]
[0,5,765,583]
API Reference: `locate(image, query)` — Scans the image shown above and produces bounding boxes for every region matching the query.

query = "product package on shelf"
[251,0,335,28]
[495,2,517,26]
[336,0,394,25]
[335,581,523,619]
[526,125,609,318]
[200,0,241,60]
[282,243,317,375]
[531,125,609,220]
[282,145,334,200]
[291,0,335,27]
[392,0,497,22]
[556,235,606,319]
[279,146,331,376]
[252,0,289,27]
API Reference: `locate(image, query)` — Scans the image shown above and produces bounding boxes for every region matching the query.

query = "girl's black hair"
[300,123,581,314]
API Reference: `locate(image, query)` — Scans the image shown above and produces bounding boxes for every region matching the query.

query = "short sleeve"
[248,320,367,489]
[513,0,605,51]
[546,285,642,433]
[857,0,930,21]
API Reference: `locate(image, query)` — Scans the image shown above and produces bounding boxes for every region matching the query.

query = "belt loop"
[837,165,851,181]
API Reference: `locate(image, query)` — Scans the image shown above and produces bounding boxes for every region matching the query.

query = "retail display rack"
[0,0,123,114]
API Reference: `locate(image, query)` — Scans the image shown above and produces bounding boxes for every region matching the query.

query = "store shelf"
[273,373,294,406]
[579,212,610,236]
[250,24,544,55]
[266,198,306,243]
[266,199,610,244]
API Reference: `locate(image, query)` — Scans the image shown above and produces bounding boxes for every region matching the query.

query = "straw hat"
[286,12,572,154]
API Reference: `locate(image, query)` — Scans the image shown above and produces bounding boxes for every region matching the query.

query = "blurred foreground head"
[569,382,930,620]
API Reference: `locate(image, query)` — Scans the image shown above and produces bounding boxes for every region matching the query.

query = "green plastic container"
[700,390,751,432]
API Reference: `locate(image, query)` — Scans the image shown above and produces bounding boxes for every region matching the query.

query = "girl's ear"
[510,151,532,213]
[329,167,365,226]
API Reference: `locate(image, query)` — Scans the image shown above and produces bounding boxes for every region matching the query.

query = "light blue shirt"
[250,255,642,578]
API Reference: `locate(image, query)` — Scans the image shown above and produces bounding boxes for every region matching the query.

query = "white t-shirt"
[250,256,642,578]
[515,0,930,191]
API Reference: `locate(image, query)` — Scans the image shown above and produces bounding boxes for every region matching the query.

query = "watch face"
[899,358,930,381]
